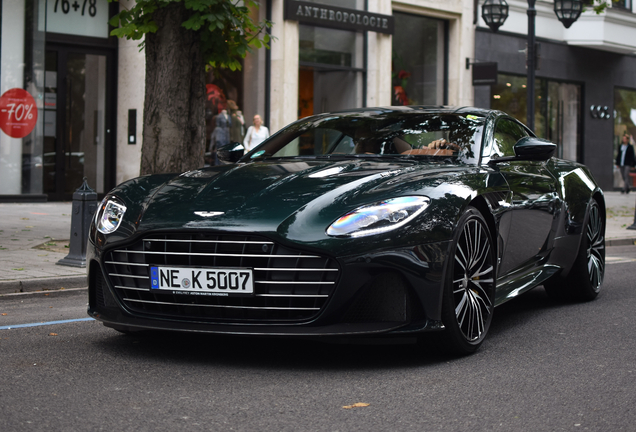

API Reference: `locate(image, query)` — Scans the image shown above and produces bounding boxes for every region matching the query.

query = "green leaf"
[108,0,270,70]
[110,28,126,38]
[183,13,203,30]
[138,23,159,34]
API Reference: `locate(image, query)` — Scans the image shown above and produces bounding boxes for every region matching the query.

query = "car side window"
[493,118,529,158]
[331,135,355,154]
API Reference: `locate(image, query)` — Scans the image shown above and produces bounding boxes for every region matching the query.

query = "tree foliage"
[109,0,271,71]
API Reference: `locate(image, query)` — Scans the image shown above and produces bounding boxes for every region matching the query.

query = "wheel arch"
[571,189,606,254]
[552,188,605,280]
[439,195,499,301]
[467,195,499,263]
[544,191,606,301]
[592,190,606,225]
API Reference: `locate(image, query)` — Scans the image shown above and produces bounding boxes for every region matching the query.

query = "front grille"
[102,233,340,322]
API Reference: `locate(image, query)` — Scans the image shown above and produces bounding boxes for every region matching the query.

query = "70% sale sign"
[0,88,38,138]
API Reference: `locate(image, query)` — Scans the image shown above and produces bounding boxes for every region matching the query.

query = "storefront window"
[391,12,446,106]
[491,73,581,162]
[296,0,365,119]
[24,1,46,195]
[205,1,268,166]
[0,0,45,197]
[300,25,358,67]
[1,0,114,199]
[614,88,636,189]
[613,0,632,11]
[43,50,108,197]
[298,24,364,118]
[205,67,246,165]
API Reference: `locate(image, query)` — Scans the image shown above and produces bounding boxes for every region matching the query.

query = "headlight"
[95,198,127,234]
[326,196,430,238]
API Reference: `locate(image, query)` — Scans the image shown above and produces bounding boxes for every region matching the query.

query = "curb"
[607,237,636,247]
[0,275,87,295]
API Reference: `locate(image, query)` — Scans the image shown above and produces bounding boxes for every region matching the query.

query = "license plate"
[149,266,254,295]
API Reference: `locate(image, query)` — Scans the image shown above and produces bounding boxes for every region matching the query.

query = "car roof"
[320,105,499,118]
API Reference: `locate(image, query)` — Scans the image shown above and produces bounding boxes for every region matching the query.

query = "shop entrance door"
[545,82,581,162]
[43,45,114,201]
[299,67,363,118]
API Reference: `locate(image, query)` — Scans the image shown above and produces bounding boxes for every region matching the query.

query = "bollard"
[628,204,636,231]
[57,178,98,268]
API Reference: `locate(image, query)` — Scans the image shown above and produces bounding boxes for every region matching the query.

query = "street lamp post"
[482,0,583,131]
[481,0,509,32]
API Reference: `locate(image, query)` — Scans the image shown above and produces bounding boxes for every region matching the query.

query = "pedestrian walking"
[243,114,269,152]
[616,133,636,194]
[227,100,245,144]
[209,109,231,165]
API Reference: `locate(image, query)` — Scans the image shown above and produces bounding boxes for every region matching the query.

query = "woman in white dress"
[243,114,270,152]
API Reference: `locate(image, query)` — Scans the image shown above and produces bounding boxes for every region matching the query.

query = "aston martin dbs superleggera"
[87,106,605,354]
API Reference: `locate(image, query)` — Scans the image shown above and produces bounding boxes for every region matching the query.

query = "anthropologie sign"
[284,0,394,35]
[38,0,109,38]
[0,89,38,139]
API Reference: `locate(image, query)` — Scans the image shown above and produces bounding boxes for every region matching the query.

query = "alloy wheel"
[452,218,495,342]
[586,203,605,292]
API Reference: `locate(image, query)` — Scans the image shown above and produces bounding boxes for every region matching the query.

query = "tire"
[438,207,496,355]
[544,200,605,302]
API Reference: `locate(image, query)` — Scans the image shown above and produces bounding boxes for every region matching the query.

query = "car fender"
[549,162,605,276]
[90,173,178,248]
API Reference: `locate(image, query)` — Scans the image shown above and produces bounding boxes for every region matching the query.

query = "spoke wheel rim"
[586,203,605,292]
[452,218,495,343]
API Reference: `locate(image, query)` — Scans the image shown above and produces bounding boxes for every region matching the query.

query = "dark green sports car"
[87,106,605,354]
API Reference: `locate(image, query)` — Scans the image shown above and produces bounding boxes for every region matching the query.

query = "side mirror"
[217,141,244,164]
[513,136,556,161]
[489,136,556,165]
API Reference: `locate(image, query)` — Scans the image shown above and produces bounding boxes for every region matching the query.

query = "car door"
[489,118,560,277]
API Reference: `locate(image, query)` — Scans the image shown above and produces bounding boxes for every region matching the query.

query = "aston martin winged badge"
[194,211,225,217]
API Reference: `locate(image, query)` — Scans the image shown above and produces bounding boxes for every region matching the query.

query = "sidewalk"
[0,202,86,294]
[1,192,635,295]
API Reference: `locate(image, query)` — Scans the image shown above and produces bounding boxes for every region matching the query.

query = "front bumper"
[87,232,450,337]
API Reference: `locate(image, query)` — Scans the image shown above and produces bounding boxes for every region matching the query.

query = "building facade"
[473,0,636,191]
[0,0,476,201]
[0,0,124,201]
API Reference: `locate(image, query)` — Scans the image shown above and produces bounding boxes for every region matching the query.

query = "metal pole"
[526,0,536,131]
[628,195,636,230]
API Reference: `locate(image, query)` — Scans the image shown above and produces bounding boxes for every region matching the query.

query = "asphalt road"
[1,247,636,432]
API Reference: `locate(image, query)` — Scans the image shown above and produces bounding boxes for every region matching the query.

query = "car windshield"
[242,112,485,164]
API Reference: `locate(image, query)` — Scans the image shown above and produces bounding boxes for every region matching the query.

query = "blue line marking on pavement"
[0,317,94,330]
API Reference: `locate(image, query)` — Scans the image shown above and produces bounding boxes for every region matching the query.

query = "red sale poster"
[0,88,38,138]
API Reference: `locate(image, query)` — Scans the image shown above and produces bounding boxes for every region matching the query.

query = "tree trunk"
[141,2,206,175]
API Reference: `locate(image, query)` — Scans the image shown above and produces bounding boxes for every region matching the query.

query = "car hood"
[135,158,471,243]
